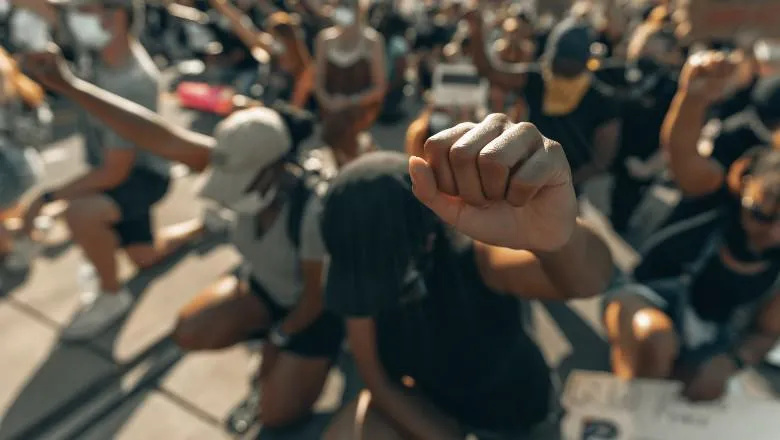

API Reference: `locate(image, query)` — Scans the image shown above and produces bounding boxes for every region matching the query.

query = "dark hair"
[748,147,780,179]
[270,101,316,157]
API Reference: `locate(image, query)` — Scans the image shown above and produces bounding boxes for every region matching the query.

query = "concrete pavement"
[2,95,780,440]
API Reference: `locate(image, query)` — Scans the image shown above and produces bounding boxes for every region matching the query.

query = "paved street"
[2,91,780,440]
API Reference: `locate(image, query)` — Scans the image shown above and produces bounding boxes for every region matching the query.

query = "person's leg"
[64,195,123,292]
[323,390,461,440]
[258,311,346,427]
[172,274,274,350]
[258,353,332,428]
[124,218,205,270]
[603,289,680,379]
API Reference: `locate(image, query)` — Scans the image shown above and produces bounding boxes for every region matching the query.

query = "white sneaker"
[61,288,133,341]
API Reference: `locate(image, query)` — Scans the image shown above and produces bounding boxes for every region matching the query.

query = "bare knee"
[171,316,208,350]
[324,391,405,440]
[632,309,678,377]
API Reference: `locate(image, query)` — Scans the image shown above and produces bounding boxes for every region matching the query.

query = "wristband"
[269,326,291,347]
[41,191,56,204]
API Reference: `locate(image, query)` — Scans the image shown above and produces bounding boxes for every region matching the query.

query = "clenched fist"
[410,114,577,251]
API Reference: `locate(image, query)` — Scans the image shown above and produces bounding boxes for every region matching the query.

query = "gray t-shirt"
[84,42,170,176]
[232,194,327,308]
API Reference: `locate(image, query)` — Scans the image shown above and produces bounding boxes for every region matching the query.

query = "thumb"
[409,156,462,225]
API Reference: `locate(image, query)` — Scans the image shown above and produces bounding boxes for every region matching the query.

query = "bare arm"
[465,10,528,91]
[347,318,463,440]
[661,90,725,196]
[289,63,316,109]
[62,78,214,172]
[735,292,780,367]
[208,0,276,58]
[480,218,614,300]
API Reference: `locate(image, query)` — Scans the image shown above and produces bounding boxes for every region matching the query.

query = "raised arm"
[25,50,214,172]
[662,51,740,196]
[208,0,277,61]
[464,9,529,91]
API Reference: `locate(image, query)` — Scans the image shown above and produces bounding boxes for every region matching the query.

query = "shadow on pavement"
[0,236,215,440]
[0,268,30,299]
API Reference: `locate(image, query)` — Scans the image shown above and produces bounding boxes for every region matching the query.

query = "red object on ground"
[176,82,235,115]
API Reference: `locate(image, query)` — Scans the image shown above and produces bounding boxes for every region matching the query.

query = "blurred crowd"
[2,0,780,438]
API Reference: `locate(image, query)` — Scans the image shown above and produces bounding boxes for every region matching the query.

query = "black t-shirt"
[328,231,552,431]
[523,71,620,172]
[618,69,679,160]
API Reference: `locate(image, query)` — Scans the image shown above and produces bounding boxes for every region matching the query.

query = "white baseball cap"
[196,107,292,206]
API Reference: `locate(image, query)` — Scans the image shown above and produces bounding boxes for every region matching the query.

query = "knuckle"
[514,121,544,141]
[449,142,477,165]
[483,112,511,127]
[476,148,506,168]
[423,136,450,158]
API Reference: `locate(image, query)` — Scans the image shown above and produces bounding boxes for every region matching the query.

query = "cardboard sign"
[431,63,488,108]
[561,371,780,440]
[685,0,780,41]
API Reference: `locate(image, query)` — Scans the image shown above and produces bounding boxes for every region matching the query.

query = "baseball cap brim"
[195,166,258,206]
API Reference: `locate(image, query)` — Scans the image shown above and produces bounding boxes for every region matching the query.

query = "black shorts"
[103,168,170,247]
[602,278,742,367]
[248,276,344,360]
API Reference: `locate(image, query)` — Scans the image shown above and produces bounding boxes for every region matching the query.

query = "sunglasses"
[743,197,780,224]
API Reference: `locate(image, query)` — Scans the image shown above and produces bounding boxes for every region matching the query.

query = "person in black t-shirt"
[467,10,620,188]
[609,22,681,232]
[321,115,614,439]
[632,65,780,282]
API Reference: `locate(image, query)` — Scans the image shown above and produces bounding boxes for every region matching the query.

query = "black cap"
[752,75,780,128]
[321,151,438,316]
[544,18,594,65]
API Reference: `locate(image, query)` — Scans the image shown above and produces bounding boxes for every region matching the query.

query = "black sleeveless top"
[688,198,780,324]
[373,232,551,431]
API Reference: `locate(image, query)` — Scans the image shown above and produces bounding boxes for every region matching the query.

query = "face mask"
[230,183,278,214]
[68,12,112,50]
[332,6,356,27]
[541,64,592,116]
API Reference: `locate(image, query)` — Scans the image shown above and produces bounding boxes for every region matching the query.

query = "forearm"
[354,84,386,107]
[64,79,213,171]
[535,218,615,299]
[662,92,710,174]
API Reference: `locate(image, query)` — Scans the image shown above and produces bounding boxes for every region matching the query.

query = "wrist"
[41,191,57,204]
